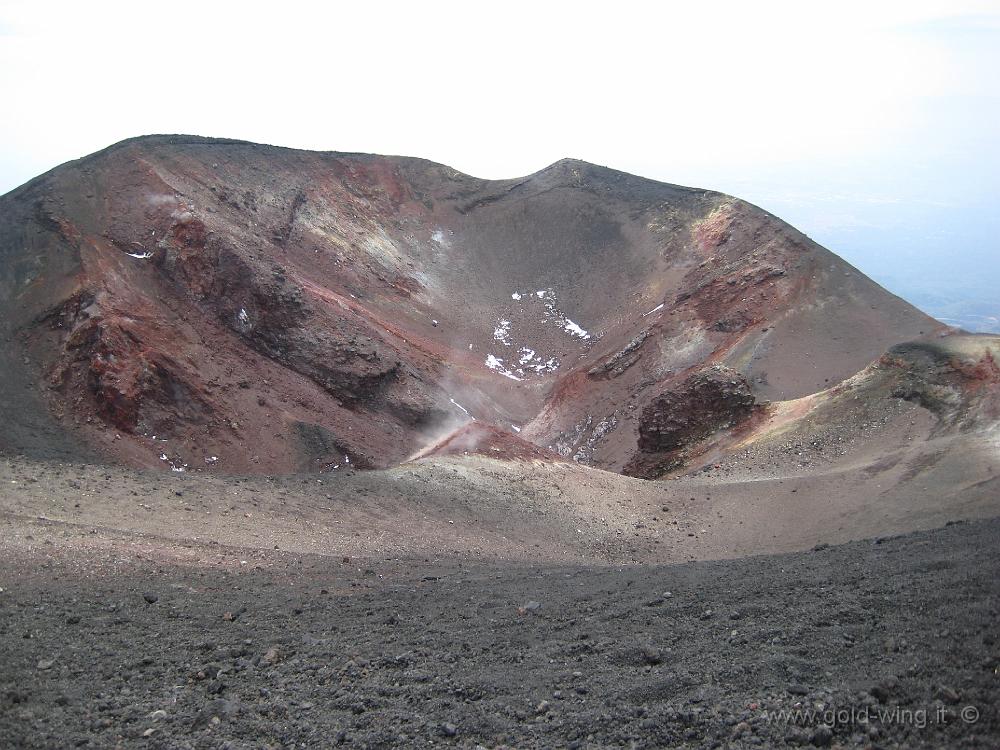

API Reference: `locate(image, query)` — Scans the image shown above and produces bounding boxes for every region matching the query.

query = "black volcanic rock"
[638,365,757,453]
[624,366,759,478]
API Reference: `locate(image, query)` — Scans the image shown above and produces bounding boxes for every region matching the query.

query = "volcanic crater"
[0,135,951,477]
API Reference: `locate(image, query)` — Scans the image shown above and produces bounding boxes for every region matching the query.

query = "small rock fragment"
[639,644,662,665]
[935,686,960,704]
[810,724,833,746]
[261,647,281,666]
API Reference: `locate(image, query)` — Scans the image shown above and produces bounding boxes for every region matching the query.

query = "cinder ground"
[1,495,998,749]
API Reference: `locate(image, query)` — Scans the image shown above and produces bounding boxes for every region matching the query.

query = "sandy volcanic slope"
[1,387,997,570]
[0,135,938,476]
[0,336,997,569]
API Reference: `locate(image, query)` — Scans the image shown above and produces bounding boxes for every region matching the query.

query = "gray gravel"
[1,518,998,748]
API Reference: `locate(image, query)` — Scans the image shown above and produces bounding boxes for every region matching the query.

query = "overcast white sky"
[1,0,998,325]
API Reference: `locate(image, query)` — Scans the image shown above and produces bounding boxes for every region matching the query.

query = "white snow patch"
[563,319,591,339]
[238,308,250,325]
[517,346,559,374]
[536,290,547,298]
[511,424,521,433]
[205,456,218,464]
[485,354,523,381]
[535,357,559,373]
[160,453,187,472]
[449,398,472,417]
[493,319,512,345]
[643,303,665,317]
[511,292,522,300]
[126,251,153,260]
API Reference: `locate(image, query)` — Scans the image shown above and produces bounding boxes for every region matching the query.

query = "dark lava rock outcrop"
[882,338,1000,432]
[624,365,760,478]
[0,135,941,474]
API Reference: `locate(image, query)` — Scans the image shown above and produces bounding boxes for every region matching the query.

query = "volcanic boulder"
[624,365,760,478]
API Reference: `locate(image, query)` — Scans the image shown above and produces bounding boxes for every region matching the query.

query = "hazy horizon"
[2,0,997,330]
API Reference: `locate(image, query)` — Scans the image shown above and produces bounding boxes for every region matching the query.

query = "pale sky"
[1,0,998,327]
